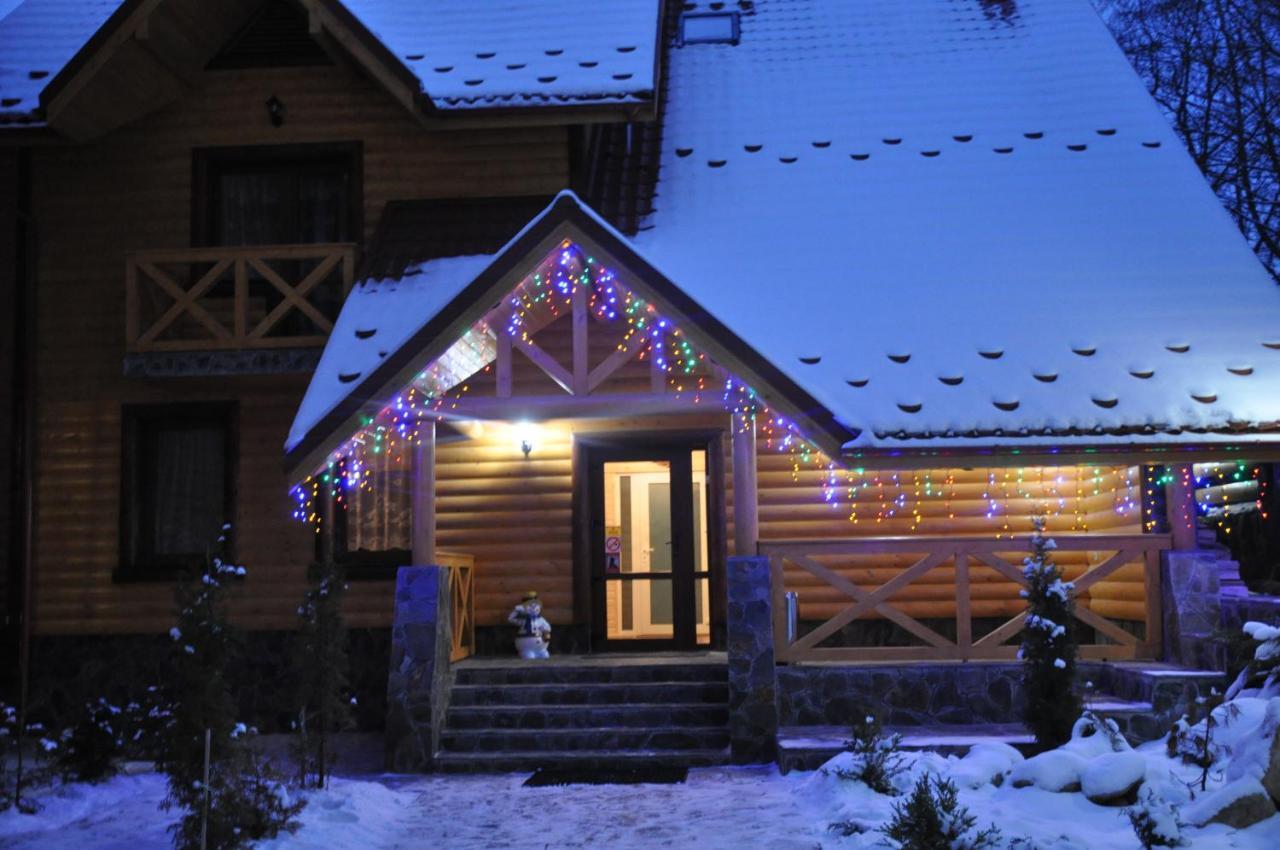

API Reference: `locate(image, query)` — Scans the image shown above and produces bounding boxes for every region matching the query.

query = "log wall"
[30,62,569,635]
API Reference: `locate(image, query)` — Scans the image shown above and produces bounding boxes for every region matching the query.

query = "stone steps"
[446,702,729,730]
[440,725,730,753]
[449,680,729,707]
[434,747,731,774]
[437,658,731,771]
[454,662,727,686]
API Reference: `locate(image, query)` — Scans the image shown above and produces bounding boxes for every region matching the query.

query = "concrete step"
[446,702,729,730]
[455,663,727,687]
[777,723,1035,774]
[433,747,731,773]
[449,680,729,707]
[440,725,730,754]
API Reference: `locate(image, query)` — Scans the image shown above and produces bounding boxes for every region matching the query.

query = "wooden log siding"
[29,61,569,636]
[741,457,1146,623]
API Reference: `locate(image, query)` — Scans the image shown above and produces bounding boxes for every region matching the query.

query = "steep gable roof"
[286,191,854,477]
[0,0,663,132]
[0,0,116,124]
[630,0,1280,453]
[288,0,1280,475]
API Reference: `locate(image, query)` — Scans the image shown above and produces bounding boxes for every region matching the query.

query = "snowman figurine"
[507,591,552,659]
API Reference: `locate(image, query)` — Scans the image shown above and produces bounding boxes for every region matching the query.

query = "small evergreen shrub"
[0,703,59,813]
[832,712,905,794]
[882,773,1002,850]
[56,688,174,782]
[292,559,353,788]
[160,527,303,850]
[1019,515,1081,749]
[1127,786,1185,849]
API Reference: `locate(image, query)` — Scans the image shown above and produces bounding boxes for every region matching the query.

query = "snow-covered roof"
[342,0,660,110]
[0,0,117,123]
[631,0,1280,450]
[291,253,494,451]
[0,0,661,125]
[289,0,1280,465]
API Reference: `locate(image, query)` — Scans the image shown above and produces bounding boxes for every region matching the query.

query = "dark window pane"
[216,170,294,246]
[150,427,226,557]
[298,171,349,243]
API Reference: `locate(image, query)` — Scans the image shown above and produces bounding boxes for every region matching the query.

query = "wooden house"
[3,0,1280,767]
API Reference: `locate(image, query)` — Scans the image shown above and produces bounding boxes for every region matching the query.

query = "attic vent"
[207,0,333,70]
[680,12,740,45]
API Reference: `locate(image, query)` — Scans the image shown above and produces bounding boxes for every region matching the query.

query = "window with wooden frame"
[119,403,237,580]
[326,453,413,579]
[192,143,362,248]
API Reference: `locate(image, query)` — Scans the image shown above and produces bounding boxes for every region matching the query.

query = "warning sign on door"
[604,525,622,573]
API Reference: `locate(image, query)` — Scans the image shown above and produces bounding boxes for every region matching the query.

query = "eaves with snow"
[287,0,1280,469]
[0,0,662,124]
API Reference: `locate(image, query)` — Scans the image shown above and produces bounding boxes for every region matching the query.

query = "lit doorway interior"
[592,447,711,648]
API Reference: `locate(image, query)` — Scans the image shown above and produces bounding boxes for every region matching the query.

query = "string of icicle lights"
[290,240,1142,534]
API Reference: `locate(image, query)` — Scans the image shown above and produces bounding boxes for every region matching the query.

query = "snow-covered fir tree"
[292,558,353,788]
[160,525,302,850]
[1019,515,1081,749]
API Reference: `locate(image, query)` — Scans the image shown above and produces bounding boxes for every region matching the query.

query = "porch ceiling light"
[516,421,538,458]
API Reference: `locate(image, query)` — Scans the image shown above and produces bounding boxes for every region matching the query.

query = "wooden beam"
[732,419,758,556]
[955,554,971,658]
[495,331,512,398]
[572,282,589,395]
[512,334,573,394]
[412,420,437,566]
[1165,464,1198,550]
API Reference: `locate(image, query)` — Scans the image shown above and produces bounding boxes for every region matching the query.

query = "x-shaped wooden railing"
[125,243,355,352]
[760,533,1169,662]
[443,554,477,662]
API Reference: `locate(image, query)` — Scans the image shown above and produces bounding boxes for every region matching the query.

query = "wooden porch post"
[732,418,758,556]
[1165,463,1198,551]
[412,419,437,565]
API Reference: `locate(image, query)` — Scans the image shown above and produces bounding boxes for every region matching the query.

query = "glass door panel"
[594,444,714,649]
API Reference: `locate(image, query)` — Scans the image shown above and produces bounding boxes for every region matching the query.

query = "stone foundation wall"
[726,556,778,763]
[384,565,454,771]
[1163,549,1227,670]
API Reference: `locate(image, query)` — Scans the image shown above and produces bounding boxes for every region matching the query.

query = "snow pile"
[1227,621,1280,700]
[811,692,1280,846]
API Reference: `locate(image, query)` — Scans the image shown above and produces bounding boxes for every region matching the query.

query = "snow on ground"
[1,747,1278,849]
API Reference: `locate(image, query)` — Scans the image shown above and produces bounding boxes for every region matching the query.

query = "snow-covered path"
[0,767,823,850]
[4,758,1280,850]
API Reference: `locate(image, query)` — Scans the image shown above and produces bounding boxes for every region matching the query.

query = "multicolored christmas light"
[289,240,1149,536]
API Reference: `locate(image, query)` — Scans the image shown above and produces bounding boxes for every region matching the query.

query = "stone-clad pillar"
[727,555,778,763]
[385,565,453,771]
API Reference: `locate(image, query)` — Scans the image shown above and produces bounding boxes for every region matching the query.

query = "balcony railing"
[761,533,1169,663]
[125,243,356,352]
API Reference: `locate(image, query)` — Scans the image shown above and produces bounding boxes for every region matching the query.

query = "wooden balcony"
[125,243,356,353]
[762,533,1169,663]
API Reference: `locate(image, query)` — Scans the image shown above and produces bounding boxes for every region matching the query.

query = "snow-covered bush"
[292,558,353,788]
[160,527,302,850]
[0,702,59,813]
[831,712,905,795]
[1019,516,1081,749]
[1127,785,1185,848]
[881,773,1002,850]
[1225,620,1280,700]
[56,688,174,783]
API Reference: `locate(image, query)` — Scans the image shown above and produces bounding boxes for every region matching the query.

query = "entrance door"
[587,443,711,650]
